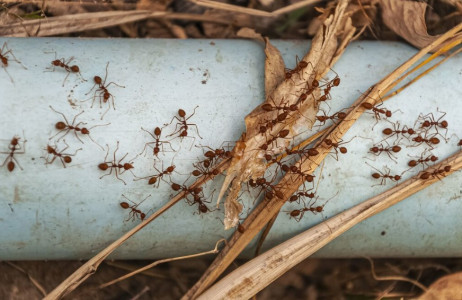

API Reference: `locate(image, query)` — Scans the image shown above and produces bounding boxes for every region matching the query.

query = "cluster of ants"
[0,42,225,222]
[364,107,455,186]
[2,42,460,227]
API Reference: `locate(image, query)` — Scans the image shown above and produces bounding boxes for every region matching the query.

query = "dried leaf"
[418,272,462,300]
[380,0,462,50]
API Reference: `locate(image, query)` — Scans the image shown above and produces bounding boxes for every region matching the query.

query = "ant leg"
[140,141,156,156]
[1,65,14,84]
[10,156,23,170]
[49,105,70,125]
[105,81,126,88]
[100,167,113,179]
[103,144,110,162]
[49,129,69,142]
[188,123,203,139]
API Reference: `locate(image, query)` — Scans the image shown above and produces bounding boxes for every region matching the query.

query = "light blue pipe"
[0,38,461,259]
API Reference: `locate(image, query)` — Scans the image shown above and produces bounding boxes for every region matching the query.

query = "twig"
[4,262,47,297]
[365,257,429,293]
[99,239,225,289]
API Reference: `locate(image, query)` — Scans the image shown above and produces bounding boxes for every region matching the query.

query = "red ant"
[171,182,213,214]
[382,121,416,143]
[98,142,136,185]
[417,109,448,138]
[188,191,215,215]
[369,142,401,162]
[315,110,347,127]
[287,165,315,187]
[1,135,26,172]
[366,162,401,186]
[321,70,341,96]
[42,141,82,168]
[323,137,353,160]
[286,193,334,222]
[248,176,284,200]
[407,152,438,170]
[167,106,202,142]
[0,42,27,83]
[265,154,290,173]
[140,126,174,157]
[285,57,310,80]
[46,52,86,86]
[86,62,125,120]
[419,165,451,180]
[191,161,220,178]
[261,97,299,113]
[49,106,107,150]
[285,146,319,162]
[361,101,392,128]
[259,129,290,151]
[134,162,175,188]
[410,134,441,149]
[197,144,233,168]
[120,194,151,222]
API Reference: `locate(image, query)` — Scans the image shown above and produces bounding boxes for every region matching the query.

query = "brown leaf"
[418,272,462,300]
[380,0,462,50]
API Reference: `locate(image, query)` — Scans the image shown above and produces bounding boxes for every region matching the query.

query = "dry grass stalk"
[98,239,225,290]
[192,0,323,18]
[43,159,230,299]
[0,11,245,37]
[183,21,462,300]
[196,150,462,299]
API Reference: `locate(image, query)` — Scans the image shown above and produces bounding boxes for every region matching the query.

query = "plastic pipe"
[0,38,461,259]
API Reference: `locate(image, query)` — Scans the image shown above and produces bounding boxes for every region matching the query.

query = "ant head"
[259,126,267,134]
[315,206,323,213]
[70,65,79,73]
[7,161,14,172]
[290,165,298,173]
[385,110,392,118]
[444,165,451,172]
[299,61,308,68]
[408,128,416,135]
[178,109,186,118]
[441,120,448,128]
[299,93,307,102]
[63,156,72,163]
[148,177,158,185]
[256,178,266,185]
[11,137,20,145]
[337,112,346,119]
[281,164,290,173]
[46,145,54,153]
[120,202,130,209]
[319,95,327,102]
[171,183,181,191]
[339,147,347,154]
[154,127,162,136]
[52,59,60,66]
[94,76,102,84]
[237,223,245,233]
[193,187,203,194]
[394,175,401,181]
[192,170,201,176]
[317,116,328,122]
[370,146,378,152]
[431,156,438,162]
[81,128,89,134]
[421,120,431,127]
[56,121,67,130]
[98,163,109,171]
[312,79,319,87]
[306,175,314,182]
[166,165,175,172]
